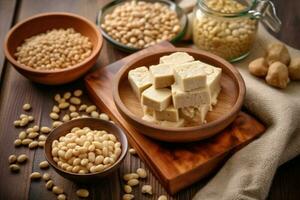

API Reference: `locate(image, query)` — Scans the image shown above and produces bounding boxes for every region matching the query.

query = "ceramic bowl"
[44,118,128,182]
[4,12,103,85]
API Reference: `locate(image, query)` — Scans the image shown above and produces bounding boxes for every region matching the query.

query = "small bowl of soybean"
[4,12,103,85]
[44,118,128,182]
[97,0,187,52]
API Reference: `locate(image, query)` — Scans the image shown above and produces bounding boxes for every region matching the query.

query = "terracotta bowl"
[44,118,128,183]
[4,12,103,85]
[113,48,246,142]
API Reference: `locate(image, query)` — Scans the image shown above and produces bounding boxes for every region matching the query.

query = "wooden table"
[0,0,299,199]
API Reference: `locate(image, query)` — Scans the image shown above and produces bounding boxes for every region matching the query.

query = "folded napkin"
[175,1,300,198]
[192,25,300,200]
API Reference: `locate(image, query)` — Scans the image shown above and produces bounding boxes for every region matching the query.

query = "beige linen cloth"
[176,1,300,199]
[191,25,300,199]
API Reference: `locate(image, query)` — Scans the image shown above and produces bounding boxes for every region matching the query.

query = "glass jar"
[193,0,281,62]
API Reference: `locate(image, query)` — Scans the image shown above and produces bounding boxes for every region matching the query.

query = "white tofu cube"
[202,64,222,105]
[142,114,185,127]
[141,86,172,111]
[142,105,154,116]
[160,52,195,64]
[142,114,156,123]
[154,105,179,122]
[180,105,210,124]
[128,66,152,99]
[173,61,207,91]
[160,118,185,127]
[171,83,210,109]
[149,64,174,88]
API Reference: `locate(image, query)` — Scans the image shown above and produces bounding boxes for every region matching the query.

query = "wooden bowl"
[44,118,128,183]
[4,12,103,85]
[113,48,246,142]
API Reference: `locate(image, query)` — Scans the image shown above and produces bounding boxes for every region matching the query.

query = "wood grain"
[85,42,265,194]
[0,0,17,81]
[0,0,300,199]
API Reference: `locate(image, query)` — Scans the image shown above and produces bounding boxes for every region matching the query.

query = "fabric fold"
[193,27,300,200]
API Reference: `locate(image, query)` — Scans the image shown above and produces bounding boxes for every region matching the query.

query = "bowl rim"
[4,12,103,74]
[113,47,246,133]
[44,117,128,177]
[96,0,188,52]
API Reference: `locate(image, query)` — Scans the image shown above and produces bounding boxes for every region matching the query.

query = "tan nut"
[158,195,168,200]
[128,148,137,155]
[266,62,289,89]
[70,97,81,105]
[123,173,139,181]
[127,178,139,187]
[52,186,64,194]
[288,57,300,80]
[141,185,153,195]
[76,189,89,198]
[124,185,132,193]
[9,164,20,173]
[39,161,49,169]
[123,194,134,200]
[45,180,54,190]
[23,103,31,111]
[17,154,28,163]
[266,43,290,65]
[52,105,60,113]
[42,173,51,181]
[41,126,51,133]
[28,141,39,149]
[50,112,60,120]
[57,194,67,200]
[248,57,269,77]
[30,172,42,180]
[8,155,17,164]
[14,139,22,147]
[136,168,147,178]
[74,89,83,97]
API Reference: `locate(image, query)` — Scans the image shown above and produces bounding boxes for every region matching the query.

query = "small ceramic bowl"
[44,118,128,183]
[97,0,187,52]
[4,12,103,85]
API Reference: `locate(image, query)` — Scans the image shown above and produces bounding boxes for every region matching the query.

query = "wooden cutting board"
[84,42,265,194]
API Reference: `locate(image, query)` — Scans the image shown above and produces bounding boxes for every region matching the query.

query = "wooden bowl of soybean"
[44,118,128,183]
[113,48,246,142]
[4,12,103,85]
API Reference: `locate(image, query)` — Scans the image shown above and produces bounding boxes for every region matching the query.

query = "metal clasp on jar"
[248,0,281,32]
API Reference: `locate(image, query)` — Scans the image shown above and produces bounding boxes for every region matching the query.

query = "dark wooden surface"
[271,0,300,50]
[0,0,299,199]
[0,0,17,80]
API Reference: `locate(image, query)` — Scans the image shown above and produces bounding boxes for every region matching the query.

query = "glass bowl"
[96,0,187,52]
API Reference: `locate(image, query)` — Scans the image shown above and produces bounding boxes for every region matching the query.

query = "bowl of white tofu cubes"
[113,48,245,142]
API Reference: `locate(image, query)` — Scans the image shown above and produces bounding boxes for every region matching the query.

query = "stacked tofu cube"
[128,52,222,127]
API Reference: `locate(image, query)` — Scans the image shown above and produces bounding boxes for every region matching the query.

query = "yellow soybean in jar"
[193,0,281,62]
